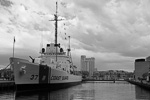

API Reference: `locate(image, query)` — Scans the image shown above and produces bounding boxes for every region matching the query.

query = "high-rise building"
[134,57,150,81]
[81,55,86,71]
[81,55,95,78]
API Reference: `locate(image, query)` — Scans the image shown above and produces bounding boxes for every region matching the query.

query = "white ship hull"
[10,57,82,91]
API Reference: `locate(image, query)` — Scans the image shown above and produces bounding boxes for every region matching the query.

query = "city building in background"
[93,70,133,80]
[81,55,95,79]
[134,56,150,82]
[94,68,97,71]
[81,55,133,80]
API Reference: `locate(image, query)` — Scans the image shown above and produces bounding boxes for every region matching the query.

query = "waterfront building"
[93,70,133,80]
[81,55,86,72]
[81,55,95,78]
[134,57,150,81]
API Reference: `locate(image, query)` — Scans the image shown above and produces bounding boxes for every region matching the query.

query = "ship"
[9,2,82,91]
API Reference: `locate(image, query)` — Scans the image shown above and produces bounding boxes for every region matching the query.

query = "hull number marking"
[30,75,38,80]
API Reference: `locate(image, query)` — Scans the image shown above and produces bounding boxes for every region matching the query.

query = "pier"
[82,79,125,82]
[127,80,150,90]
[0,80,15,90]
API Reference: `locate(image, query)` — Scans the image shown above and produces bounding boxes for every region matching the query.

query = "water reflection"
[0,90,15,100]
[135,85,150,100]
[1,81,150,100]
[15,82,133,100]
[15,84,83,100]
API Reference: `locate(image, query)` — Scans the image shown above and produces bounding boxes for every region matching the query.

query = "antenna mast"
[68,36,73,65]
[49,2,63,61]
[67,36,71,56]
[55,2,58,46]
[55,2,58,61]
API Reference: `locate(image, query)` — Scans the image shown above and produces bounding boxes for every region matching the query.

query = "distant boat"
[9,2,82,91]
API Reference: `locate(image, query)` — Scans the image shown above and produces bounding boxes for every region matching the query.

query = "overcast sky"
[1,0,150,72]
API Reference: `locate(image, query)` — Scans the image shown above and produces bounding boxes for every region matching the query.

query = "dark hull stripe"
[16,81,81,92]
[39,65,49,84]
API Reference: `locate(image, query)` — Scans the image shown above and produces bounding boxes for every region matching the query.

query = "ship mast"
[67,36,71,56]
[55,2,58,61]
[53,2,63,61]
[67,36,73,65]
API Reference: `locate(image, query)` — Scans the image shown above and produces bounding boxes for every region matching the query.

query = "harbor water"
[0,81,150,100]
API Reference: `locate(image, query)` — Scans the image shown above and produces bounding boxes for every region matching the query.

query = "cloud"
[57,0,150,71]
[63,0,150,55]
[1,0,150,71]
[0,0,13,7]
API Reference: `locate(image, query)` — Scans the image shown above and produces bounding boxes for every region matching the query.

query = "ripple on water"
[1,81,150,100]
[0,91,15,100]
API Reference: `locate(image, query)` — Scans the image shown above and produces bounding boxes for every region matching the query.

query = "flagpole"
[13,36,15,58]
